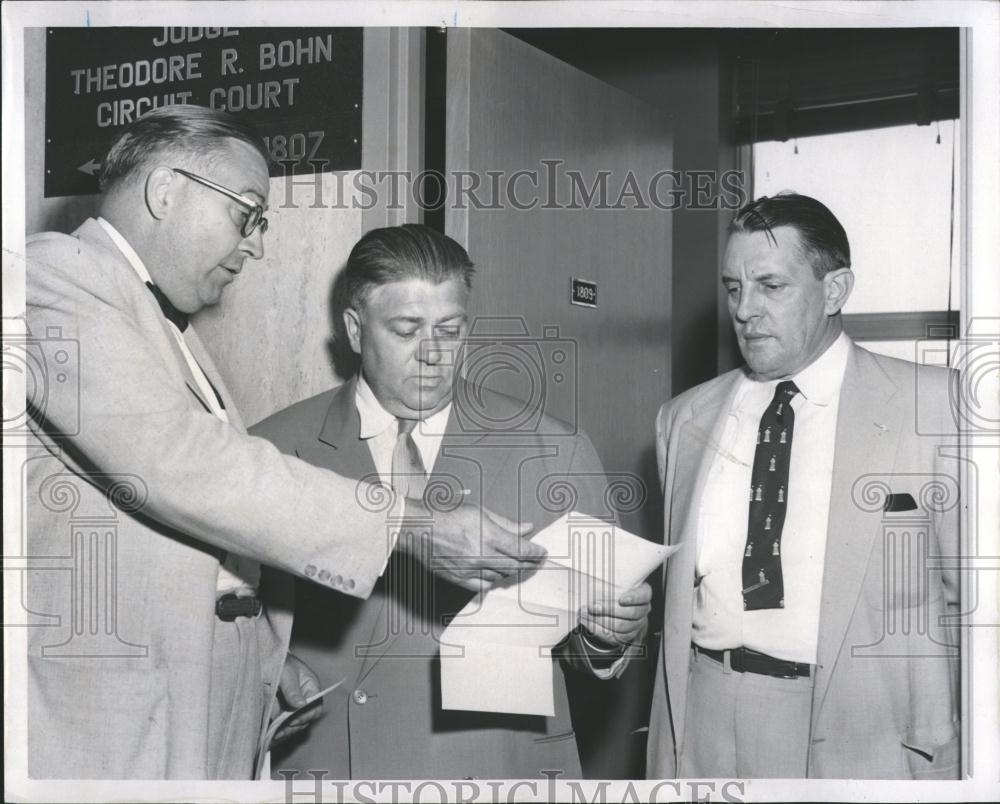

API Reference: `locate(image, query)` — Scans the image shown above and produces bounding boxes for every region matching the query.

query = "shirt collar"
[736,330,851,409]
[790,330,851,406]
[355,374,397,440]
[354,374,452,440]
[96,217,154,285]
[416,397,453,440]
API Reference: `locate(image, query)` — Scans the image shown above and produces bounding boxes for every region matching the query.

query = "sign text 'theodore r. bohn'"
[45,27,362,197]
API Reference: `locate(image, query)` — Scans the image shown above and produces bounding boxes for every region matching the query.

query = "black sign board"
[44,27,363,197]
[571,277,597,308]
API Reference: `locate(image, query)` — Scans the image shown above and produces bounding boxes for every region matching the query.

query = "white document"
[440,512,678,716]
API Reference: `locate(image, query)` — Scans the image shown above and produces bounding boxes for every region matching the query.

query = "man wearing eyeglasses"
[23,104,545,780]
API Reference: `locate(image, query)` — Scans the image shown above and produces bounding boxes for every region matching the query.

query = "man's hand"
[398,500,544,592]
[269,654,323,746]
[578,582,653,648]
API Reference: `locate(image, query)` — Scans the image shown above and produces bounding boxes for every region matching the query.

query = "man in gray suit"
[24,105,544,779]
[646,193,960,778]
[252,224,653,778]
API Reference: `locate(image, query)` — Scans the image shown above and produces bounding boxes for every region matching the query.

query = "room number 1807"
[263,131,325,162]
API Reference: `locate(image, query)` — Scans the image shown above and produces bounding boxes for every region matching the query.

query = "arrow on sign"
[77,159,101,176]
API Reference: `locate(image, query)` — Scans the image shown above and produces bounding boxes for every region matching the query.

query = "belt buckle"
[735,647,804,678]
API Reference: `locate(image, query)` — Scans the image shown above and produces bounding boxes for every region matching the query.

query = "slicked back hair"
[729,192,851,279]
[98,104,270,192]
[339,224,475,312]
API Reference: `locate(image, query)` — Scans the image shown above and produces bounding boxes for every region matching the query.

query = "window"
[753,121,960,365]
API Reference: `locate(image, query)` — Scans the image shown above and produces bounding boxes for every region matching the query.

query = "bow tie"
[145,282,189,332]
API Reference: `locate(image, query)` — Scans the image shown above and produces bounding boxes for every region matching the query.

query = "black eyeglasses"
[172,167,269,238]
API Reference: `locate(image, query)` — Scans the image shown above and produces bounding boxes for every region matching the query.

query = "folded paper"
[441,512,677,716]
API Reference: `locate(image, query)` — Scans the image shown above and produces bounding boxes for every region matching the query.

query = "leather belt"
[215,593,262,621]
[693,644,811,678]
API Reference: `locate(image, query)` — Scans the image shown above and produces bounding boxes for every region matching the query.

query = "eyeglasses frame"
[171,167,269,238]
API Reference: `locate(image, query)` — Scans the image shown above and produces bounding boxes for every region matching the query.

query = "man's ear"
[343,307,363,355]
[145,166,177,221]
[823,268,854,316]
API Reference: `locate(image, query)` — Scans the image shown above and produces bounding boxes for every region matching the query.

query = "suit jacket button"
[304,565,317,578]
[346,578,356,590]
[352,689,368,705]
[334,574,343,587]
[318,569,331,582]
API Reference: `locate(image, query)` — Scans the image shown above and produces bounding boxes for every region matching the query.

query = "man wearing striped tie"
[646,193,960,779]
[252,223,653,778]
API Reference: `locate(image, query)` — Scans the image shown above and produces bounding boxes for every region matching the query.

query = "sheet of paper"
[441,642,555,716]
[440,513,678,716]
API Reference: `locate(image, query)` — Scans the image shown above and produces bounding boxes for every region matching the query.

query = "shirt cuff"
[580,629,634,679]
[580,629,625,654]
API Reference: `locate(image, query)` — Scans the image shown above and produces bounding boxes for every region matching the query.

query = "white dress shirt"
[354,373,451,483]
[692,332,851,664]
[97,217,258,595]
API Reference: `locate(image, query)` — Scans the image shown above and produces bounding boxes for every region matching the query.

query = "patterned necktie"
[742,380,799,611]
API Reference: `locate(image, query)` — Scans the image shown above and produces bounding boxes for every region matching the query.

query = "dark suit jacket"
[253,376,618,778]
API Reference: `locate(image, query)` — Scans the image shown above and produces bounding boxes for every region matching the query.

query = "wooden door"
[447,29,672,534]
[446,28,673,778]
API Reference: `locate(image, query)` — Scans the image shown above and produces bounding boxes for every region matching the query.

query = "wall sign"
[44,27,363,197]
[571,277,597,308]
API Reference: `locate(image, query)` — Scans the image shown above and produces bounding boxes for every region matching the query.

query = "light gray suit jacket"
[24,219,398,778]
[646,341,960,779]
[252,376,629,779]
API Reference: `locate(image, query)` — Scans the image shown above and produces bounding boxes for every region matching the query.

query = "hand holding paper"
[440,512,678,716]
[254,676,346,780]
[269,653,323,746]
[398,499,544,591]
[579,581,654,648]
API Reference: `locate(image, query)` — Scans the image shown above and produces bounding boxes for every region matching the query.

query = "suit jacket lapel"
[299,378,400,680]
[161,331,218,421]
[75,219,225,420]
[184,327,245,431]
[812,343,903,716]
[301,377,376,477]
[664,370,744,752]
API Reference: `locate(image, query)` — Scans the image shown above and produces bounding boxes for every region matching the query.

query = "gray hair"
[98,104,270,192]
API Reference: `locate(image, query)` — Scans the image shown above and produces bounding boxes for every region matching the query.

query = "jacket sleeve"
[554,431,645,680]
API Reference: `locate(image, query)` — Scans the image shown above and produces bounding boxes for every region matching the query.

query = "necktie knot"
[145,282,190,332]
[776,380,799,401]
[397,417,418,437]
